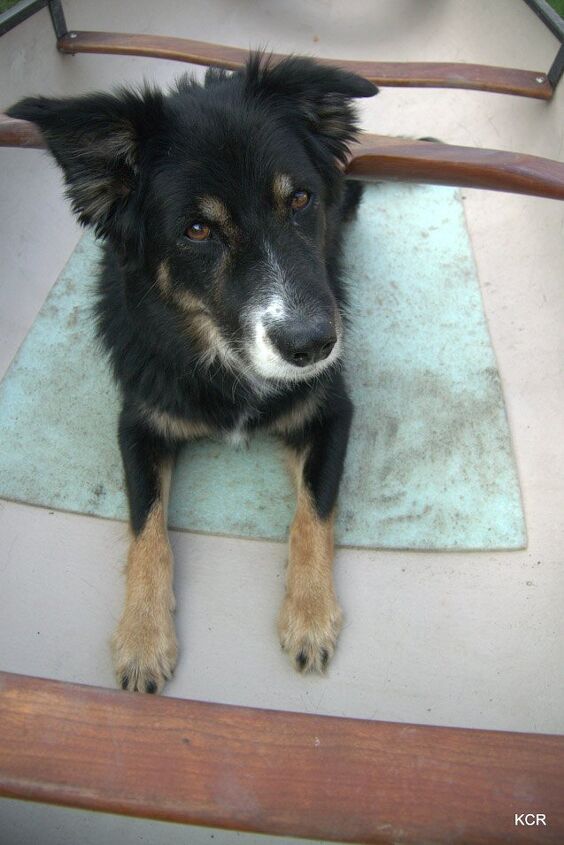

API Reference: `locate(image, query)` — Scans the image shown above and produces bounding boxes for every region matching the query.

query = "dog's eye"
[186,222,212,241]
[290,190,311,211]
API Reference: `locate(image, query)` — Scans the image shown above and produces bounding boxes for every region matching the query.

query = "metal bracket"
[0,0,47,38]
[48,0,67,39]
[523,0,564,41]
[0,0,67,38]
[548,42,564,88]
[523,0,564,91]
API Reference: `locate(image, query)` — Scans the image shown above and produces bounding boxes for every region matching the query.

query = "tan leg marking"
[112,462,178,693]
[278,451,343,674]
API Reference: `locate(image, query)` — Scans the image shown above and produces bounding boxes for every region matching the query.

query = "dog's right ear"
[7,87,165,243]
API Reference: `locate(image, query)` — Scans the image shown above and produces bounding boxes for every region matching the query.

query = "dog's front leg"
[278,397,353,673]
[112,411,178,693]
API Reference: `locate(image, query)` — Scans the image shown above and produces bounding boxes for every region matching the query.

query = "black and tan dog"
[8,55,377,692]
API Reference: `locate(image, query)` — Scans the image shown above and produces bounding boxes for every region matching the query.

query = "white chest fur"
[223,413,250,448]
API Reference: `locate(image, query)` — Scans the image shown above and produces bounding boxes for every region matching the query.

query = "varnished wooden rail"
[1,672,563,843]
[2,114,563,200]
[346,135,564,200]
[0,114,43,148]
[55,30,554,100]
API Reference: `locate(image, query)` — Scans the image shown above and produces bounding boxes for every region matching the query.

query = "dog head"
[8,55,377,387]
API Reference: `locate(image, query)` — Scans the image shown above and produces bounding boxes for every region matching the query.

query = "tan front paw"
[278,593,343,674]
[112,610,178,694]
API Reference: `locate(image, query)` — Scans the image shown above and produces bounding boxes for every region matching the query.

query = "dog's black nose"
[269,318,337,367]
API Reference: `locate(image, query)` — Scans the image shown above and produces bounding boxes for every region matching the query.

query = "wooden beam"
[2,115,563,200]
[1,672,563,843]
[0,113,44,148]
[55,30,554,100]
[346,135,564,200]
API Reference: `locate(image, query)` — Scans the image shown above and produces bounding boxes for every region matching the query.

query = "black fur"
[8,54,377,540]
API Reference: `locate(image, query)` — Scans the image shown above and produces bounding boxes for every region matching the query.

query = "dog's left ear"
[244,54,377,165]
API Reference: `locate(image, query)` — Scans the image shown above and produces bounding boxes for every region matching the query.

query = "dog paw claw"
[278,594,343,674]
[112,612,178,694]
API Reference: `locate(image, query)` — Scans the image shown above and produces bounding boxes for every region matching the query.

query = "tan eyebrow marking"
[273,173,293,212]
[199,195,231,227]
[198,195,239,243]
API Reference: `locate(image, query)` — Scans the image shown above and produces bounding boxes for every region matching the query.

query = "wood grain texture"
[0,114,44,148]
[2,115,563,201]
[346,135,564,200]
[55,31,553,99]
[1,671,563,843]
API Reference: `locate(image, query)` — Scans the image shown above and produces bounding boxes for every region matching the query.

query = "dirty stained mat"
[0,183,526,550]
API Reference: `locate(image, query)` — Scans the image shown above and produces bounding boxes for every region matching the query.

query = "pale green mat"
[0,184,526,550]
